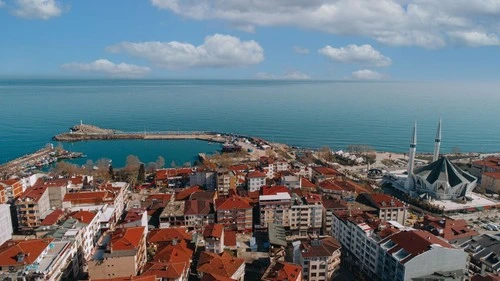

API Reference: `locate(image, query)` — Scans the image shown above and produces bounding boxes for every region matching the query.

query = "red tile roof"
[312,166,342,176]
[380,230,452,264]
[223,230,237,247]
[203,224,224,239]
[300,237,341,258]
[262,185,289,195]
[247,171,267,178]
[473,156,500,170]
[201,273,236,281]
[19,185,48,202]
[418,215,478,241]
[0,179,21,186]
[123,208,146,224]
[471,274,500,281]
[197,252,245,279]
[176,186,201,201]
[184,200,212,216]
[262,261,302,281]
[110,227,145,251]
[156,168,193,180]
[142,240,193,279]
[483,171,500,180]
[215,194,252,210]
[300,178,316,189]
[40,209,65,226]
[92,276,157,281]
[0,238,53,266]
[69,210,97,224]
[228,164,249,172]
[359,193,405,209]
[63,191,113,205]
[319,179,368,193]
[147,227,192,245]
[146,193,174,204]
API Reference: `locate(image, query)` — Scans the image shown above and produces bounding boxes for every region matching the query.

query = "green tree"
[138,163,146,182]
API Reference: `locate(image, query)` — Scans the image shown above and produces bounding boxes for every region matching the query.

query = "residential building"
[356,193,407,225]
[281,175,301,189]
[160,201,185,228]
[68,210,102,259]
[289,193,323,237]
[259,187,291,228]
[155,168,193,189]
[300,177,317,192]
[481,171,500,193]
[120,208,149,230]
[216,169,237,196]
[460,234,500,276]
[414,215,478,243]
[470,156,500,179]
[215,193,253,232]
[16,184,50,229]
[0,238,74,281]
[147,227,193,249]
[262,261,302,281]
[0,186,6,204]
[197,251,246,281]
[247,171,267,192]
[183,200,214,229]
[378,230,468,281]
[142,240,193,281]
[0,179,24,199]
[293,237,342,281]
[321,196,349,236]
[189,169,216,190]
[88,226,147,279]
[472,274,500,281]
[311,167,343,183]
[0,204,12,246]
[203,223,224,254]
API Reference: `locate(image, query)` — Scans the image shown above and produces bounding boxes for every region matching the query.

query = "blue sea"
[1,79,499,167]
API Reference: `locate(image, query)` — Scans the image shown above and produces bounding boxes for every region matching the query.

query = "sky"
[1,0,500,80]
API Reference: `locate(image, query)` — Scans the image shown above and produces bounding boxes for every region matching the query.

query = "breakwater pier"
[53,124,237,143]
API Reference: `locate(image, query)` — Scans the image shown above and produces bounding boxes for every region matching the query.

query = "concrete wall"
[0,204,12,245]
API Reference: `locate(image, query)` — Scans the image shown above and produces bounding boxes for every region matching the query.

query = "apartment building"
[356,193,407,225]
[259,187,291,228]
[460,234,500,276]
[247,171,267,192]
[293,237,342,281]
[311,167,343,183]
[197,252,246,281]
[189,169,216,190]
[216,169,237,196]
[88,226,147,279]
[289,193,323,237]
[203,223,224,254]
[0,179,24,200]
[215,193,253,233]
[16,184,50,229]
[262,261,302,281]
[0,205,12,245]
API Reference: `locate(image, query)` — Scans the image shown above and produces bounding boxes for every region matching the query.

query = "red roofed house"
[155,168,193,189]
[300,177,316,191]
[0,238,74,280]
[120,208,148,230]
[40,208,65,226]
[481,171,500,193]
[183,200,214,229]
[88,226,147,279]
[0,179,24,200]
[215,193,253,233]
[147,227,193,249]
[247,171,267,192]
[15,184,50,229]
[311,166,343,183]
[356,193,407,225]
[262,261,302,281]
[203,223,224,254]
[415,215,479,243]
[471,156,500,179]
[293,237,341,281]
[142,240,193,281]
[92,276,157,281]
[197,251,245,281]
[377,230,468,281]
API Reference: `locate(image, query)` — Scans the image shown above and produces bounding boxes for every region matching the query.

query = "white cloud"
[448,31,500,47]
[150,0,500,48]
[107,34,264,69]
[319,44,391,67]
[255,70,311,80]
[61,59,151,77]
[13,0,63,20]
[0,0,5,8]
[351,69,387,80]
[293,46,310,54]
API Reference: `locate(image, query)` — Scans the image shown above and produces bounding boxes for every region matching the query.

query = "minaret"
[407,122,417,175]
[433,118,442,162]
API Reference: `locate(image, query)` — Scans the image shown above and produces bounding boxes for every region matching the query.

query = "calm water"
[1,79,499,167]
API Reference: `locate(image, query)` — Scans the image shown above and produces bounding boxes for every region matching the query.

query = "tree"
[347,144,374,154]
[363,152,377,165]
[84,159,94,172]
[125,155,141,171]
[83,176,89,188]
[108,165,114,179]
[319,146,334,161]
[183,162,191,167]
[53,161,80,175]
[170,160,177,168]
[156,156,165,169]
[138,163,145,183]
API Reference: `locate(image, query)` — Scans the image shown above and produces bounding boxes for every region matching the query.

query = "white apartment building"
[247,171,267,192]
[289,193,323,237]
[259,192,291,228]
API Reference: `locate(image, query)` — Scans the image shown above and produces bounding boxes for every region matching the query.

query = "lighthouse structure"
[432,119,442,162]
[407,122,417,176]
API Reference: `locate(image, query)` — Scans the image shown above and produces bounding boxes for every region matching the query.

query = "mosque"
[404,120,478,201]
